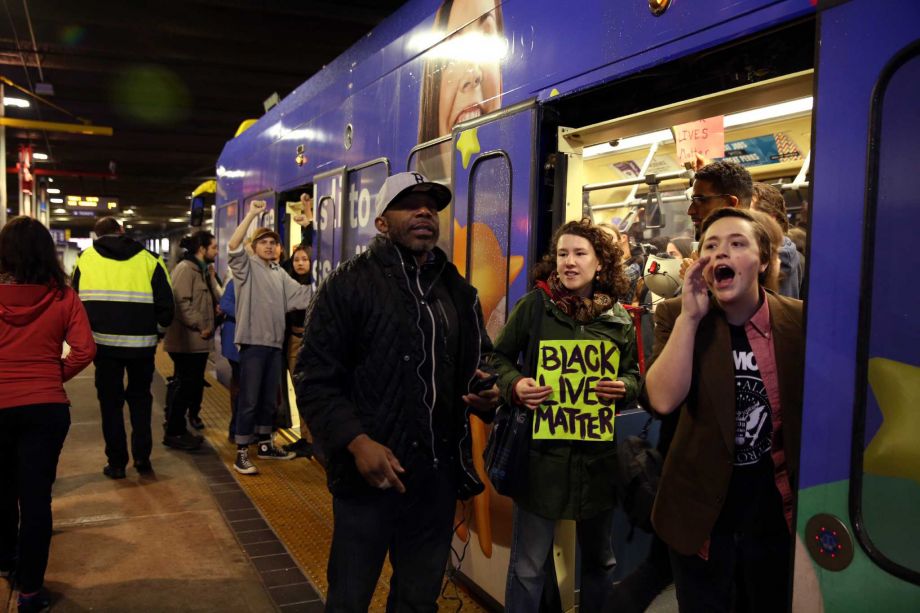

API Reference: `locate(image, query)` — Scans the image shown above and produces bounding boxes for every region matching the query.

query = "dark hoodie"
[72,234,174,358]
[0,282,96,410]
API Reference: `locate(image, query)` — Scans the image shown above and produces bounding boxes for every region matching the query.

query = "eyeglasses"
[690,194,731,204]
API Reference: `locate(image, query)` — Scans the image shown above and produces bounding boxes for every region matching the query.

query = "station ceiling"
[0,0,406,235]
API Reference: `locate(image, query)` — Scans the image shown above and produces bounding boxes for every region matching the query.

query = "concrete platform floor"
[2,366,280,613]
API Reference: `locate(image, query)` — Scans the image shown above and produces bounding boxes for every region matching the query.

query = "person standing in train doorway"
[226,201,315,475]
[295,172,500,612]
[643,208,804,612]
[679,159,754,279]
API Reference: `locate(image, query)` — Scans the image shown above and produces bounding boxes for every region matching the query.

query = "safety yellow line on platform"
[154,349,484,612]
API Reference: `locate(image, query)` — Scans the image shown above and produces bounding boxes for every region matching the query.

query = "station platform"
[2,349,676,612]
[1,350,484,612]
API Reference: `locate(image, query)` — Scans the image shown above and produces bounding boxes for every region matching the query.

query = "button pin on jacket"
[403,354,411,361]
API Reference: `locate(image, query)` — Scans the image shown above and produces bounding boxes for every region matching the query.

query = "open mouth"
[712,264,736,287]
[453,104,483,128]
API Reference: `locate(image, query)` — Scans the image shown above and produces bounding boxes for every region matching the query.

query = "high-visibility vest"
[76,247,170,349]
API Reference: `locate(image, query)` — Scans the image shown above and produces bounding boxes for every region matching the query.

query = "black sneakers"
[163,431,204,451]
[233,448,258,475]
[283,439,314,459]
[257,441,295,461]
[102,464,126,480]
[17,588,52,613]
[189,416,205,430]
[134,460,154,474]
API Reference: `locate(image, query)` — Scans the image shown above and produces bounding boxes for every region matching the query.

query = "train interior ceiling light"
[582,96,814,158]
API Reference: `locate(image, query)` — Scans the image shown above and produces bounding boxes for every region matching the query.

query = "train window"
[562,71,813,247]
[344,158,390,257]
[408,137,453,254]
[214,200,239,274]
[467,151,512,334]
[854,48,920,580]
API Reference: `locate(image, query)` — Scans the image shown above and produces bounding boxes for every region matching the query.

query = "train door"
[447,101,558,609]
[242,191,277,237]
[312,167,345,284]
[794,1,920,610]
[214,199,238,277]
[343,158,390,257]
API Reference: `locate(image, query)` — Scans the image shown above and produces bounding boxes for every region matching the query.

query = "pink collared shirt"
[744,293,794,532]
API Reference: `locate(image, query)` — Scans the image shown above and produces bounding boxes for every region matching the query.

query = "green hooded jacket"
[490,289,640,520]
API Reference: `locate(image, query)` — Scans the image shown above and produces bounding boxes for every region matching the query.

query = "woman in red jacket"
[0,216,96,612]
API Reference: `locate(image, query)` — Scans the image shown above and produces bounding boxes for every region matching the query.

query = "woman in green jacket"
[493,219,640,612]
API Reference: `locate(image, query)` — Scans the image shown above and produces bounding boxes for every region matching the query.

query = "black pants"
[0,403,70,593]
[669,491,791,613]
[167,352,208,436]
[94,355,156,467]
[325,467,457,612]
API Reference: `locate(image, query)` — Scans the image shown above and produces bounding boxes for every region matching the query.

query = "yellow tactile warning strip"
[154,349,486,612]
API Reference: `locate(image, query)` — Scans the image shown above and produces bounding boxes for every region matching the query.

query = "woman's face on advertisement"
[437,0,503,137]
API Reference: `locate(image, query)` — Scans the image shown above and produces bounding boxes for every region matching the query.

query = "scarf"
[536,271,614,324]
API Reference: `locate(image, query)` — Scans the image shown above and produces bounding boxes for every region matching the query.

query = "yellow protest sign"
[533,340,619,442]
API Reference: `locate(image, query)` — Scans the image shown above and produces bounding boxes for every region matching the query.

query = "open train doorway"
[540,17,816,605]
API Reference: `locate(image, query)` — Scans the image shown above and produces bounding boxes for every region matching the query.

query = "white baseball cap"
[374,172,452,219]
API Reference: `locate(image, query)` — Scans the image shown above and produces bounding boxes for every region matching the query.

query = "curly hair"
[531,218,630,301]
[695,160,753,207]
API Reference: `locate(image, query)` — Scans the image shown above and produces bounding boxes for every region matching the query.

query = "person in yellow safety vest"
[72,217,175,480]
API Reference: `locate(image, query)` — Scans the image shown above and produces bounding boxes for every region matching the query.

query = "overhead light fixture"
[53,208,66,214]
[33,152,49,160]
[722,96,813,128]
[49,197,64,203]
[168,217,188,223]
[48,177,54,183]
[3,97,30,108]
[47,188,61,194]
[582,96,815,159]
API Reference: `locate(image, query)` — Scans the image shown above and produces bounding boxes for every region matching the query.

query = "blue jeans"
[326,466,456,612]
[505,504,617,612]
[235,345,282,445]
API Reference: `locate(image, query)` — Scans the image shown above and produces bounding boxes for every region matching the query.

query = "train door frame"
[343,157,391,257]
[214,199,239,277]
[241,190,278,234]
[407,135,454,256]
[795,0,920,609]
[312,166,346,284]
[545,49,818,599]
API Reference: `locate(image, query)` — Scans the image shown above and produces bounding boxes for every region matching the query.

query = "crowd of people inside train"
[0,159,809,612]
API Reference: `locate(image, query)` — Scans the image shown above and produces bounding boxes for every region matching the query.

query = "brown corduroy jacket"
[640,291,804,556]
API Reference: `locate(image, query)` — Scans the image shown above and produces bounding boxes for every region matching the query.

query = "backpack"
[615,417,662,534]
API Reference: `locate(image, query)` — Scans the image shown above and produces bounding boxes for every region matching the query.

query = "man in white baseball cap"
[372,171,451,258]
[295,171,499,610]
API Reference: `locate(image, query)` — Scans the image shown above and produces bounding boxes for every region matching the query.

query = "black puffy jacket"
[295,235,492,499]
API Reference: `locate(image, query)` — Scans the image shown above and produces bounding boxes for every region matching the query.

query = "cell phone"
[469,372,499,395]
